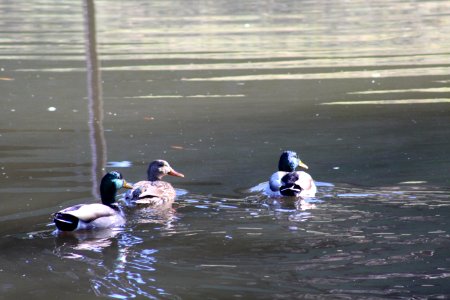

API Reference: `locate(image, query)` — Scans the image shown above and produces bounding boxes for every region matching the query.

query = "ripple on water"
[12,182,450,299]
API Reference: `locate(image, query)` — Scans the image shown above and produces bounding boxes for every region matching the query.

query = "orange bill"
[169,169,185,178]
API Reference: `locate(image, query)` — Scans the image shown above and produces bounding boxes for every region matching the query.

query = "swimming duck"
[269,150,316,198]
[125,160,184,206]
[53,171,133,231]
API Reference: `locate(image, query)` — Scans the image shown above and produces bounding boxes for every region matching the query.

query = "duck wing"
[60,203,117,222]
[269,171,286,192]
[138,184,166,198]
[126,181,176,206]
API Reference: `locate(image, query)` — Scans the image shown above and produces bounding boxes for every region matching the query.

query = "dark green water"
[0,0,449,298]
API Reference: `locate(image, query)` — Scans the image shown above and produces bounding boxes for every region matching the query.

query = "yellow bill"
[123,180,133,189]
[298,160,309,169]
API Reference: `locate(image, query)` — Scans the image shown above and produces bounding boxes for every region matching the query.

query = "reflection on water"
[1,0,450,298]
[83,0,106,198]
[34,183,449,299]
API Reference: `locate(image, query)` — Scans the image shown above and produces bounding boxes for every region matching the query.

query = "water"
[1,0,450,298]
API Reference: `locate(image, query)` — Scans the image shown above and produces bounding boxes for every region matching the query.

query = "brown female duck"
[125,160,184,206]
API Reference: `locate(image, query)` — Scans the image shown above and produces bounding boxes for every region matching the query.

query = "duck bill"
[169,169,185,178]
[298,160,309,169]
[123,180,133,189]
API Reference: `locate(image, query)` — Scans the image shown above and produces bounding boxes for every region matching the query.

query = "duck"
[125,160,184,206]
[269,150,316,198]
[53,171,133,231]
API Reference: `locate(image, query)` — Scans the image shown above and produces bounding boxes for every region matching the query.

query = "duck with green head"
[125,160,185,207]
[53,171,133,231]
[269,150,316,198]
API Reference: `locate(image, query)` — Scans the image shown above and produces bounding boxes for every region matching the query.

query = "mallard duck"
[125,160,184,206]
[269,150,316,198]
[53,171,133,231]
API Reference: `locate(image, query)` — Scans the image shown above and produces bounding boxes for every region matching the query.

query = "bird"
[125,160,184,207]
[53,171,133,231]
[269,150,316,198]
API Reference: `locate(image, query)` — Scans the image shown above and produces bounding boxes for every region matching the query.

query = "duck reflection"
[53,228,124,254]
[129,207,177,228]
[266,196,318,210]
[53,227,165,299]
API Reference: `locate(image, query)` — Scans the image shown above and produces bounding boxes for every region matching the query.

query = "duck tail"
[279,184,302,197]
[53,213,79,231]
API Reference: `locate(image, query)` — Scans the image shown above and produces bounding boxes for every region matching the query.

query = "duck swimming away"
[53,171,133,231]
[269,150,316,198]
[125,160,185,207]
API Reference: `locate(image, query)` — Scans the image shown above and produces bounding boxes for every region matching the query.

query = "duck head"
[100,171,133,206]
[147,160,185,181]
[278,150,309,172]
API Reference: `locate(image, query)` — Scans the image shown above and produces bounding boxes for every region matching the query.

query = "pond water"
[1,0,450,299]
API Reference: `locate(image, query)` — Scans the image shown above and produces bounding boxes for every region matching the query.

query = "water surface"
[0,0,449,298]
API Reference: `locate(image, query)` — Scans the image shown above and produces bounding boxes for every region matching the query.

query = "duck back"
[279,172,302,197]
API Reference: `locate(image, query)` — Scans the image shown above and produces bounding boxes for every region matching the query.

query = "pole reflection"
[83,0,106,199]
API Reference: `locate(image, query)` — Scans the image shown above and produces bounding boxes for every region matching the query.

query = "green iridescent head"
[278,150,309,172]
[99,171,132,205]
